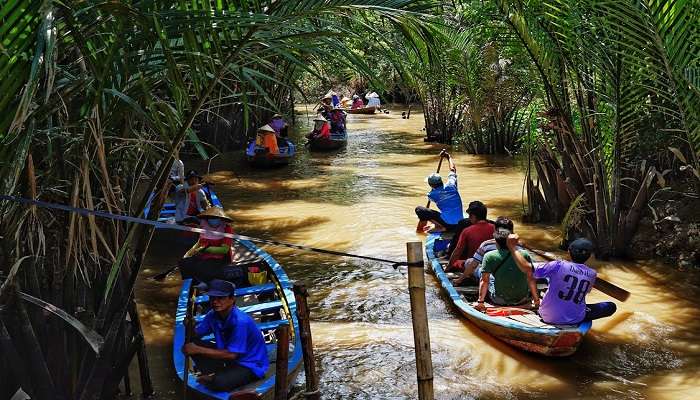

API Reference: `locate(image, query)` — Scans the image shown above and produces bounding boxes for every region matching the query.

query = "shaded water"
[135,106,700,399]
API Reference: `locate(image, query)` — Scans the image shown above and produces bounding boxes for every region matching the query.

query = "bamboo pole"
[406,242,434,400]
[273,322,290,400]
[128,300,154,396]
[292,283,319,400]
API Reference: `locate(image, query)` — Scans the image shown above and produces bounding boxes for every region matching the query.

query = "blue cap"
[205,279,236,297]
[569,238,594,255]
[427,173,443,187]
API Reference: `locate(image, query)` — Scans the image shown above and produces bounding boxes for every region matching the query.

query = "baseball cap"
[569,238,594,257]
[205,279,236,297]
[427,173,443,187]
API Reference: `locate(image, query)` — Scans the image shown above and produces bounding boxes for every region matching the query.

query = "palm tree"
[0,1,437,398]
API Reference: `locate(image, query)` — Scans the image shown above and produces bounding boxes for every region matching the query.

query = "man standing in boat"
[182,279,269,391]
[414,151,464,232]
[507,236,617,324]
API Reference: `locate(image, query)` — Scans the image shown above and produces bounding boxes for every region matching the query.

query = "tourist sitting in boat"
[444,200,494,259]
[446,201,494,271]
[321,107,347,135]
[268,114,289,138]
[179,206,234,283]
[414,151,463,232]
[174,170,211,224]
[452,216,520,285]
[340,96,352,108]
[255,124,280,155]
[508,236,617,324]
[474,228,539,312]
[182,279,269,391]
[351,95,364,109]
[306,115,330,141]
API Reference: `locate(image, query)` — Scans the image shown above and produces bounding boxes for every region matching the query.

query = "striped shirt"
[471,238,523,267]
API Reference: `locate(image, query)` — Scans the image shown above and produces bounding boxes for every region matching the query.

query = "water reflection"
[135,105,700,399]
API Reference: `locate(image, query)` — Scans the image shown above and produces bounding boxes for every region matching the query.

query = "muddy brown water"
[133,106,700,399]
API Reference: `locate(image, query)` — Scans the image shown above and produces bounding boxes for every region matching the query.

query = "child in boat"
[306,115,330,141]
[174,170,210,224]
[474,228,540,312]
[414,151,464,232]
[508,236,617,324]
[179,207,234,283]
[182,279,269,391]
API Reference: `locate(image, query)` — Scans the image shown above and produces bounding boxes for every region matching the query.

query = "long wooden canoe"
[425,233,592,357]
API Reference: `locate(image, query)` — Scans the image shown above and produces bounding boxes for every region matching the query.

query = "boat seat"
[194,301,282,323]
[454,286,478,295]
[195,283,277,303]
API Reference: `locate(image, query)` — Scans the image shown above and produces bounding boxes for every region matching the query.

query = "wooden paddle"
[182,283,197,399]
[416,149,447,232]
[523,245,630,302]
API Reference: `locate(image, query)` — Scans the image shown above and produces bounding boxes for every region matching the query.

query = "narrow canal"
[134,106,700,399]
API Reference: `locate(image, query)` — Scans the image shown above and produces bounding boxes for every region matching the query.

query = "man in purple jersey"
[507,236,617,325]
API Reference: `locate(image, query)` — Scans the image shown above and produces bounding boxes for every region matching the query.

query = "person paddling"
[508,235,617,324]
[182,279,269,391]
[414,151,464,232]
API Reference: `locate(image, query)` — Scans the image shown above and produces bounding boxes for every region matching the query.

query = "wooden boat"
[150,190,303,399]
[308,130,347,151]
[245,138,296,167]
[425,233,592,357]
[143,185,222,245]
[345,106,377,115]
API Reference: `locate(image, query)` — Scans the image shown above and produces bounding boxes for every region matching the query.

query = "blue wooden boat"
[245,138,296,167]
[425,233,592,357]
[143,184,222,244]
[308,129,347,151]
[173,241,303,399]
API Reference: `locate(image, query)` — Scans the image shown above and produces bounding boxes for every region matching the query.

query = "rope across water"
[0,195,408,269]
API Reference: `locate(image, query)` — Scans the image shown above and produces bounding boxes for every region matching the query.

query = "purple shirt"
[534,260,597,325]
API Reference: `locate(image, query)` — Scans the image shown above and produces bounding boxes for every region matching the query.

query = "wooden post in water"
[406,242,434,400]
[293,283,320,400]
[274,322,290,400]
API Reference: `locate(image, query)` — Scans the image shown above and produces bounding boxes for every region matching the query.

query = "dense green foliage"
[0,1,436,398]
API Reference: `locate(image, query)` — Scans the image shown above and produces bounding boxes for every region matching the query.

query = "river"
[134,105,700,399]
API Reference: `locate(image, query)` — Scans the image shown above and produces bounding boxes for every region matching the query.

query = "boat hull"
[345,106,377,114]
[245,139,296,167]
[425,234,591,357]
[308,132,347,151]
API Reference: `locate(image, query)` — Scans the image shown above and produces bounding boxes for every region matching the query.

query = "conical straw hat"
[313,114,327,122]
[258,124,276,133]
[197,206,233,222]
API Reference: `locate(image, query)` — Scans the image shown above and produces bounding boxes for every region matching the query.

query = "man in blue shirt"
[415,151,464,232]
[182,280,269,391]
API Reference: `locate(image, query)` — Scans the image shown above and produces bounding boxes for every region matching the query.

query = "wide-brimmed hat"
[313,115,327,122]
[352,95,359,99]
[198,206,233,222]
[257,124,276,133]
[365,92,379,98]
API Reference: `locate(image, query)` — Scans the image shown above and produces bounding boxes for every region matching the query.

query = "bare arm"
[506,234,531,274]
[475,272,490,311]
[183,343,238,360]
[446,153,456,172]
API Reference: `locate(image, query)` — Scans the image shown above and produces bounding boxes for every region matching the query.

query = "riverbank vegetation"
[0,1,436,398]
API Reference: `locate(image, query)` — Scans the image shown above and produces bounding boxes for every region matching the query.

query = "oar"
[523,245,630,302]
[416,150,446,232]
[151,265,178,281]
[182,283,197,399]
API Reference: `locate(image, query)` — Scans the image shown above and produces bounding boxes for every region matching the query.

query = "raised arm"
[506,234,531,274]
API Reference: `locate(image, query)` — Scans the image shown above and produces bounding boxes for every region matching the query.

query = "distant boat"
[308,129,347,151]
[345,106,377,115]
[245,137,296,167]
[425,233,592,357]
